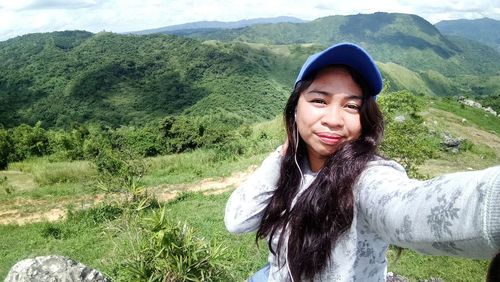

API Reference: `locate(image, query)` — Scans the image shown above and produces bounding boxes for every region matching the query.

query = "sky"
[1,0,499,41]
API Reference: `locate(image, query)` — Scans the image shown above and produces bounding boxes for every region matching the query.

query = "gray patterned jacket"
[224,148,500,281]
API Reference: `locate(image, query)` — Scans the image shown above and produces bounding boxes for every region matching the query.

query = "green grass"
[8,158,97,186]
[0,216,115,279]
[143,149,269,186]
[0,192,492,281]
[0,174,97,203]
[379,62,433,95]
[387,247,489,281]
[0,108,496,281]
[430,99,500,135]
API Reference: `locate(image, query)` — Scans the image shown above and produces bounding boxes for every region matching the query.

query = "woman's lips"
[316,133,343,145]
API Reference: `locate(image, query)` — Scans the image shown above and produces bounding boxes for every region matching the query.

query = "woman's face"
[295,66,363,171]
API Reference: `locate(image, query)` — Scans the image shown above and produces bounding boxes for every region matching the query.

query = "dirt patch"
[153,165,257,202]
[0,165,257,226]
[0,208,66,225]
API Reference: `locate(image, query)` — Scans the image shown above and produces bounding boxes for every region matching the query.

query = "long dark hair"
[487,252,500,282]
[256,65,384,281]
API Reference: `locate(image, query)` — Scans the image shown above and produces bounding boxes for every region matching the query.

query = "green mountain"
[183,12,500,77]
[1,13,499,130]
[435,18,500,52]
[0,31,293,128]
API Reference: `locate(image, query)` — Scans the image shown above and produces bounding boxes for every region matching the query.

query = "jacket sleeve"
[224,147,282,234]
[355,160,500,259]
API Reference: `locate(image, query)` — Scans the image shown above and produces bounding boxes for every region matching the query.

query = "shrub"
[0,129,13,169]
[68,204,124,225]
[121,207,229,281]
[92,148,150,205]
[378,90,439,178]
[40,223,64,239]
[9,122,50,161]
[47,125,89,160]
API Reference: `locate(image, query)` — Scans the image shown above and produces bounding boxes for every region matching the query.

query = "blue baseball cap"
[295,42,383,96]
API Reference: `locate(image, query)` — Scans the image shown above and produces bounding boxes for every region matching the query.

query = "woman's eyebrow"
[305,90,362,100]
[305,90,330,96]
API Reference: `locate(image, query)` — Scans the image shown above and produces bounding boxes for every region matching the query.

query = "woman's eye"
[345,104,360,111]
[311,99,326,104]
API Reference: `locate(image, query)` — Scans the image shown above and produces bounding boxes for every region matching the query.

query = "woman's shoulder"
[364,156,407,175]
[355,157,412,192]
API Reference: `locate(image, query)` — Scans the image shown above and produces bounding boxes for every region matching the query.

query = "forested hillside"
[1,12,499,130]
[0,31,298,128]
[435,18,500,52]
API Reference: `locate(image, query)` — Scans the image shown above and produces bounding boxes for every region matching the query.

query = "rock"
[4,255,110,282]
[459,98,497,116]
[484,106,498,116]
[386,272,409,281]
[441,132,462,153]
[461,99,483,109]
[394,115,406,123]
[417,278,444,282]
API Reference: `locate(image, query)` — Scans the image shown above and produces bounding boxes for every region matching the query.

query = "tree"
[0,129,13,169]
[9,122,50,161]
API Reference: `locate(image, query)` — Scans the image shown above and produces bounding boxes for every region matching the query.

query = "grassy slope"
[1,104,499,280]
[0,192,491,281]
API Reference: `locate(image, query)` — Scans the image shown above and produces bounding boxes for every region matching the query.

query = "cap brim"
[295,43,383,96]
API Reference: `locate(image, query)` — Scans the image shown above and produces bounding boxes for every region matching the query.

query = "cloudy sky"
[1,0,499,41]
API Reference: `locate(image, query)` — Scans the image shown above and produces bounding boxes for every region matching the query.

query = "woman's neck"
[307,154,326,172]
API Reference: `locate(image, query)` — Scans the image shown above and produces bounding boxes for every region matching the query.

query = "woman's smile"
[315,132,344,145]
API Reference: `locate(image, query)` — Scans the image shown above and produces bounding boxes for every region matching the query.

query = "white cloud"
[1,0,102,11]
[0,0,499,41]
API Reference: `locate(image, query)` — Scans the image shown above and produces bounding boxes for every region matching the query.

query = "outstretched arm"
[356,159,500,259]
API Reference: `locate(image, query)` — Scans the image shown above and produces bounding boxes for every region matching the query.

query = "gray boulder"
[4,256,110,282]
[441,132,462,153]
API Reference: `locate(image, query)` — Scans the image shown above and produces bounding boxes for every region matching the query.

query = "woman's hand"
[280,139,289,157]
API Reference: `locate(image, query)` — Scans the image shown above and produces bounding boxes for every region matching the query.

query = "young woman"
[224,43,500,281]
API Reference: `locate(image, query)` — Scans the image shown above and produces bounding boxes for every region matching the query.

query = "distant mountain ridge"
[435,18,500,52]
[176,12,500,77]
[129,16,306,35]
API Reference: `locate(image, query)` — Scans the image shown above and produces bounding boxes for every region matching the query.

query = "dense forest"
[0,31,296,128]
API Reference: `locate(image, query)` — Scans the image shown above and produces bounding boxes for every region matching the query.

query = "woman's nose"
[320,107,344,128]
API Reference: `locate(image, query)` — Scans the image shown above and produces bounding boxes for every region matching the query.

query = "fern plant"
[122,207,229,281]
